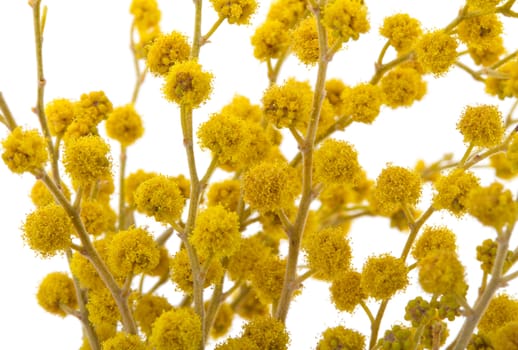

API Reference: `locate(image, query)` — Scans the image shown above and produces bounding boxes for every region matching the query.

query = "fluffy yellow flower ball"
[162,60,213,108]
[149,308,202,350]
[2,127,48,174]
[105,104,144,146]
[36,272,77,317]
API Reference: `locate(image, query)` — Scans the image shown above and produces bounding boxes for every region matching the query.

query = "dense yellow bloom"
[162,60,213,108]
[190,205,241,259]
[105,104,144,146]
[476,238,514,274]
[250,254,286,303]
[45,98,75,136]
[70,248,104,290]
[267,0,306,27]
[36,272,77,317]
[63,135,111,187]
[485,59,518,99]
[220,95,262,123]
[23,204,72,257]
[412,226,457,261]
[2,127,48,174]
[146,31,190,76]
[227,235,272,281]
[170,248,224,292]
[214,337,260,350]
[314,139,363,186]
[316,326,365,350]
[198,112,270,168]
[133,293,173,336]
[149,308,202,350]
[86,288,120,326]
[251,20,290,60]
[418,250,467,296]
[478,294,518,333]
[457,105,504,147]
[262,78,313,129]
[134,174,185,224]
[209,302,234,338]
[322,0,370,42]
[379,13,422,52]
[304,225,352,281]
[30,178,70,207]
[81,200,116,236]
[243,161,300,212]
[361,254,408,300]
[415,30,457,75]
[432,169,480,216]
[292,16,332,65]
[341,82,383,124]
[457,14,502,50]
[101,333,146,350]
[466,182,518,230]
[380,66,426,108]
[490,153,517,179]
[147,246,171,277]
[468,35,505,66]
[76,91,113,125]
[330,270,366,312]
[210,0,257,24]
[124,169,157,206]
[106,227,160,276]
[242,316,290,350]
[493,321,518,350]
[207,179,241,212]
[130,0,161,33]
[371,165,422,216]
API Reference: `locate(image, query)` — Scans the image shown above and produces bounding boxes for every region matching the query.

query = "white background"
[0,0,517,349]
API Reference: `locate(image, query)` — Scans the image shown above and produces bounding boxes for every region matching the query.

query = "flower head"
[466,182,518,230]
[106,227,160,276]
[262,78,313,129]
[146,31,190,76]
[133,294,173,336]
[381,66,426,108]
[210,0,257,24]
[243,161,300,212]
[415,30,457,75]
[379,13,422,52]
[105,104,144,146]
[304,225,352,281]
[330,270,366,312]
[478,294,518,333]
[45,98,75,136]
[102,333,146,350]
[242,316,290,350]
[371,165,422,216]
[341,83,383,123]
[63,135,112,187]
[23,204,72,257]
[134,174,185,224]
[418,250,467,296]
[457,105,504,147]
[432,168,480,216]
[322,0,370,42]
[162,60,213,108]
[36,272,77,317]
[190,205,241,259]
[2,127,48,173]
[412,226,457,261]
[314,138,363,186]
[361,254,408,300]
[251,20,290,61]
[149,308,202,350]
